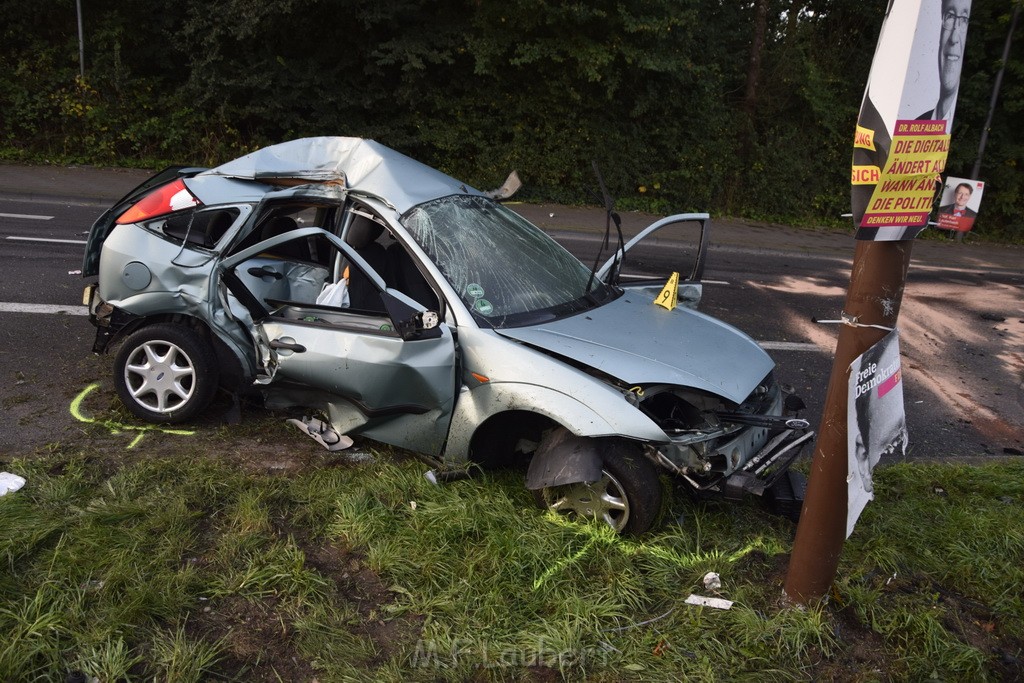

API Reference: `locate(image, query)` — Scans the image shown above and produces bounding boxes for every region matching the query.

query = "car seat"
[345,214,391,312]
[387,242,438,310]
[259,215,309,260]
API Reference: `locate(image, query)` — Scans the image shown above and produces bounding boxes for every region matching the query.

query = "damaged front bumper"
[720,427,815,498]
[652,424,814,498]
[645,377,815,500]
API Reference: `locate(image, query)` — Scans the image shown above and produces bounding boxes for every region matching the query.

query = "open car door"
[219,227,457,456]
[593,213,711,310]
[595,213,711,285]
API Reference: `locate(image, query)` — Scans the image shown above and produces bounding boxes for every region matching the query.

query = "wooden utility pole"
[783,239,913,604]
[784,0,972,604]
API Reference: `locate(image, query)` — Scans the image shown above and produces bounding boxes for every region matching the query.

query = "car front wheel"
[113,324,219,423]
[532,439,662,534]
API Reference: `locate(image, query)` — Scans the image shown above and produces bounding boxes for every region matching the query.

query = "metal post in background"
[970,5,1018,180]
[76,0,85,80]
[961,5,1017,242]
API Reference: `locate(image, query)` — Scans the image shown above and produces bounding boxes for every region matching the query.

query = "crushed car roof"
[198,136,482,214]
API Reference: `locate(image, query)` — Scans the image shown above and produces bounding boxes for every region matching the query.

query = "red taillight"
[115,179,202,224]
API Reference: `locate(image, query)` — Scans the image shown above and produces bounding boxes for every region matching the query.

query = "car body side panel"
[442,326,669,463]
[443,379,669,464]
[259,318,457,456]
[96,222,261,382]
[98,224,216,312]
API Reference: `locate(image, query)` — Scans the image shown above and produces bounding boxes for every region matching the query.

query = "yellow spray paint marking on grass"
[532,537,599,591]
[70,383,195,449]
[533,513,786,590]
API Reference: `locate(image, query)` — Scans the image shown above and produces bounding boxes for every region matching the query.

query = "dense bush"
[1,0,1020,239]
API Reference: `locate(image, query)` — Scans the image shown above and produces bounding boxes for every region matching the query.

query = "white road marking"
[0,212,53,220]
[0,302,89,316]
[1,299,822,355]
[0,300,823,351]
[622,273,731,286]
[757,341,823,352]
[5,236,87,245]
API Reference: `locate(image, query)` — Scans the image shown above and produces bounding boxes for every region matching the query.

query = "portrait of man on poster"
[847,329,908,537]
[921,0,971,122]
[936,176,983,231]
[938,181,977,218]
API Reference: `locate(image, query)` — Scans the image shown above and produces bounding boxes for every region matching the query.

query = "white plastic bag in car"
[316,278,350,308]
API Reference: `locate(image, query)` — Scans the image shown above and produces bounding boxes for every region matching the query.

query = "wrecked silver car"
[83,137,811,533]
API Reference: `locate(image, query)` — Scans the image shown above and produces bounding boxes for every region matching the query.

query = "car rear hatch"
[82,166,205,277]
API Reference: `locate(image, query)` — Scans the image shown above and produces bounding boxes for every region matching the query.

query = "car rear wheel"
[532,439,662,534]
[113,324,218,423]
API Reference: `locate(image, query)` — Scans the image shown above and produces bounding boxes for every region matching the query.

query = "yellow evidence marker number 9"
[654,272,680,310]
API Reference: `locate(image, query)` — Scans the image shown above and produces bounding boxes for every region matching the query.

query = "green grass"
[1,431,1022,681]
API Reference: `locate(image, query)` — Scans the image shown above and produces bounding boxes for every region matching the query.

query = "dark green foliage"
[0,0,1020,239]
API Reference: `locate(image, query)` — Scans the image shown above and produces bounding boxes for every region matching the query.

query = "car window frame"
[596,213,711,284]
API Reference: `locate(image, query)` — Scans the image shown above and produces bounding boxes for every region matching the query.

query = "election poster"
[936,176,984,232]
[851,0,971,240]
[847,329,908,538]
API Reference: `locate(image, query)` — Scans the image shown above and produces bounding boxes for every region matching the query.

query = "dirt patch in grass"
[287,523,425,664]
[922,578,1024,681]
[186,535,425,679]
[171,438,425,679]
[822,606,895,682]
[188,595,316,682]
[736,550,1024,681]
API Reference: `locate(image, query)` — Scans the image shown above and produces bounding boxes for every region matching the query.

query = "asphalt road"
[0,164,1021,462]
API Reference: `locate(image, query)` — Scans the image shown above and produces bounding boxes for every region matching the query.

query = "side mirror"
[381,292,443,341]
[482,170,522,202]
[678,283,703,310]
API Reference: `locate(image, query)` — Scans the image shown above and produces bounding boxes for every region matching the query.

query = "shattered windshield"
[403,195,615,327]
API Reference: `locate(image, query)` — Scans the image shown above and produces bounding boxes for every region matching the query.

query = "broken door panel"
[259,313,457,455]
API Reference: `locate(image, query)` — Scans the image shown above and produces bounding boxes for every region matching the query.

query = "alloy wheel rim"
[124,340,196,414]
[545,470,630,531]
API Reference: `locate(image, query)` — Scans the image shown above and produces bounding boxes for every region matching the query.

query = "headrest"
[346,214,384,249]
[260,215,298,240]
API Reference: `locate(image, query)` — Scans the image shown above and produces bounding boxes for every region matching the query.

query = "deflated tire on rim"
[532,433,663,535]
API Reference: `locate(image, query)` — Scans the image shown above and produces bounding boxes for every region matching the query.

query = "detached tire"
[533,438,662,535]
[113,324,218,423]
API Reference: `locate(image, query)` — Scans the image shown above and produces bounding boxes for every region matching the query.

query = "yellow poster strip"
[853,125,876,151]
[852,165,880,185]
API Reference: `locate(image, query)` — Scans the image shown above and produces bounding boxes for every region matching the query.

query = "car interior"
[225,202,442,332]
[161,207,239,249]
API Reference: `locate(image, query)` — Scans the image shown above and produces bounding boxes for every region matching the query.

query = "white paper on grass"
[684,594,733,610]
[0,472,26,496]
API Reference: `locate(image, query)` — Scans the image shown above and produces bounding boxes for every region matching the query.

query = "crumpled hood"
[497,292,774,404]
